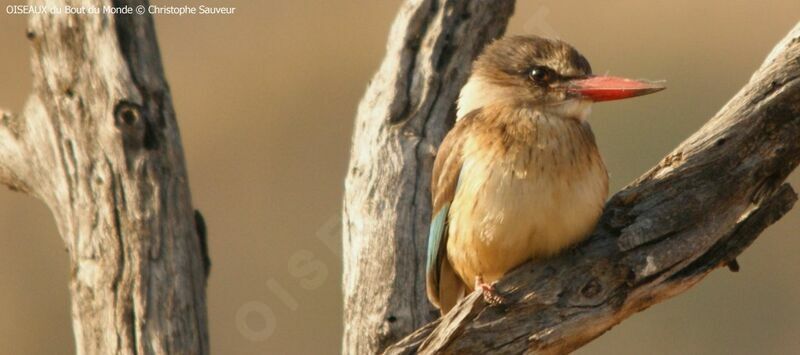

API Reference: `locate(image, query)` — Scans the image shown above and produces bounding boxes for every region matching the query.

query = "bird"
[426,35,664,314]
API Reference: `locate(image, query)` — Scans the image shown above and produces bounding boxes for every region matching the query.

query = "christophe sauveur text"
[6,4,237,15]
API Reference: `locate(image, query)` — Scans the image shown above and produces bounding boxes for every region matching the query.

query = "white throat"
[457,76,507,119]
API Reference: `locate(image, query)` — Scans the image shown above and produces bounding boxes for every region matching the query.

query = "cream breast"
[446,110,608,287]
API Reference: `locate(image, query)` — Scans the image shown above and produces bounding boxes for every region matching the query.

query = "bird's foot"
[474,276,504,305]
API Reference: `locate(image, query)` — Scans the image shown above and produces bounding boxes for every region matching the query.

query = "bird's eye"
[528,66,552,84]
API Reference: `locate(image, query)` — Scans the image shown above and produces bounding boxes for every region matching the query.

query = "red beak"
[567,75,665,102]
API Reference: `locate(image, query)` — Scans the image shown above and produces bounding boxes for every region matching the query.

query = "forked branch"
[385,21,800,355]
[0,1,208,353]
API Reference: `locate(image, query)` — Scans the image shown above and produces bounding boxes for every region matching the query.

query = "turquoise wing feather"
[426,201,451,300]
[425,109,477,311]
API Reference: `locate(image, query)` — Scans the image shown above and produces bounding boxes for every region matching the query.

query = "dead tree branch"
[1,1,209,353]
[384,20,800,355]
[342,1,515,353]
[344,0,800,353]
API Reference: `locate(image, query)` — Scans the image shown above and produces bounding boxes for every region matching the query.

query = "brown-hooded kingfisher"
[426,36,664,314]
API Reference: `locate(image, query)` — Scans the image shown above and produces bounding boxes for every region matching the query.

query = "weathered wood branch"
[342,1,515,353]
[344,0,800,353]
[383,20,800,355]
[1,1,208,354]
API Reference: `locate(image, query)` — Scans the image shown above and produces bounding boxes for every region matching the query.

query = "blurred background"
[0,1,798,354]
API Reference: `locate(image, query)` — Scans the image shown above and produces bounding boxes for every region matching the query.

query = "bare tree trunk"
[344,1,800,353]
[0,1,209,354]
[342,1,515,353]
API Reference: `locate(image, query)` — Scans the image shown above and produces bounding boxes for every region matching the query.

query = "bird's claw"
[475,276,504,305]
[480,283,505,305]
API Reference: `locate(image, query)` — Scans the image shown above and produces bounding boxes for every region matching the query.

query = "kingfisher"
[426,35,664,314]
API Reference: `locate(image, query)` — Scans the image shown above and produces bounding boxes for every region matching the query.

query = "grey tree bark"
[344,0,800,354]
[342,1,515,353]
[0,1,209,354]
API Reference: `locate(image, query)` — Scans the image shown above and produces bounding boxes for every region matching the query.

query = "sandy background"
[0,1,799,354]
